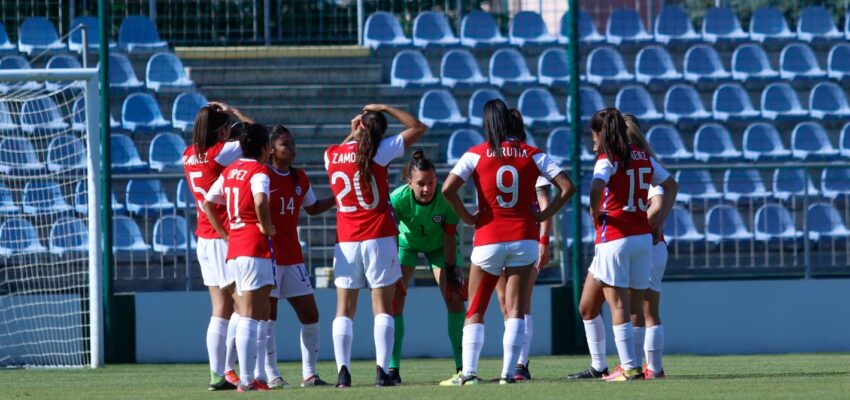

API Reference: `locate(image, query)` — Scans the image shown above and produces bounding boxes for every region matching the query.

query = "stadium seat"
[446,129,484,165]
[68,16,116,53]
[664,206,706,245]
[615,85,663,122]
[773,168,818,202]
[521,129,538,148]
[145,52,193,92]
[841,123,850,158]
[118,16,168,52]
[0,22,15,53]
[468,88,505,127]
[646,124,693,163]
[175,179,193,209]
[606,8,653,45]
[460,11,508,47]
[705,205,754,244]
[538,48,573,87]
[125,179,175,216]
[122,92,171,132]
[22,181,73,215]
[754,204,803,243]
[586,47,634,87]
[809,82,850,120]
[846,15,850,40]
[827,44,850,82]
[517,88,565,127]
[701,7,749,43]
[558,10,605,44]
[0,101,15,133]
[546,127,595,166]
[20,97,69,133]
[413,12,460,48]
[760,83,807,121]
[509,11,556,46]
[0,137,45,174]
[390,50,439,88]
[694,123,742,162]
[112,216,151,253]
[0,219,47,258]
[488,48,536,87]
[171,92,208,131]
[0,181,18,214]
[0,56,43,93]
[46,135,86,173]
[654,5,700,45]
[568,85,605,124]
[797,6,842,43]
[807,203,850,242]
[635,46,682,85]
[731,44,779,83]
[45,55,84,91]
[779,43,826,81]
[724,169,772,203]
[110,133,148,173]
[558,207,595,248]
[675,169,723,205]
[153,215,195,254]
[49,217,89,256]
[73,181,124,215]
[663,84,711,124]
[17,17,64,55]
[363,12,411,49]
[749,7,795,43]
[107,53,144,91]
[71,97,89,133]
[820,167,850,201]
[440,49,487,88]
[684,45,731,83]
[743,123,792,161]
[418,89,466,128]
[711,83,760,121]
[148,132,185,172]
[791,121,839,160]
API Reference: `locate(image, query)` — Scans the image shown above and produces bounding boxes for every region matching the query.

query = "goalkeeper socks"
[264,320,281,379]
[206,317,229,378]
[517,314,533,366]
[389,314,404,370]
[236,317,259,385]
[332,317,353,372]
[374,314,395,372]
[462,323,485,376]
[583,315,607,371]
[255,320,269,383]
[447,312,465,370]
[613,322,637,370]
[501,318,525,378]
[225,313,240,372]
[645,325,664,373]
[633,326,646,369]
[301,323,320,380]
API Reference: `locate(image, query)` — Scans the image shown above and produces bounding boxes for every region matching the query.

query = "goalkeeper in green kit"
[387,149,467,384]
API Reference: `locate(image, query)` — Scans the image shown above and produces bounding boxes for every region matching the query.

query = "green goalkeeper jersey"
[390,183,460,252]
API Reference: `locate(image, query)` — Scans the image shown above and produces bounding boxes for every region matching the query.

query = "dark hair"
[591,108,631,169]
[192,106,230,156]
[482,99,517,161]
[622,113,656,159]
[270,124,300,188]
[228,121,246,140]
[509,108,527,143]
[355,111,388,184]
[239,123,270,160]
[403,149,435,182]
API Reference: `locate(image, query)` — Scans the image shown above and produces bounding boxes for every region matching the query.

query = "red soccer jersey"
[207,159,272,260]
[182,141,240,239]
[268,167,316,265]
[450,141,563,246]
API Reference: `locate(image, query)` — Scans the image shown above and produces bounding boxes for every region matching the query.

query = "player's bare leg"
[372,282,397,387]
[333,288,358,388]
[567,273,608,380]
[389,265,416,384]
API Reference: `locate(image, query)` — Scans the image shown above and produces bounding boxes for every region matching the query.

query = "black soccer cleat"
[208,378,237,391]
[566,366,609,380]
[514,362,532,381]
[388,368,402,385]
[335,365,351,388]
[375,366,396,387]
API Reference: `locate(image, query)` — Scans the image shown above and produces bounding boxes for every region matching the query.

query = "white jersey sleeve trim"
[373,134,405,167]
[302,186,317,207]
[592,158,615,183]
[449,152,480,181]
[532,152,562,181]
[323,149,330,171]
[650,157,670,186]
[250,173,271,196]
[648,184,664,199]
[535,176,551,188]
[205,176,226,205]
[214,141,242,166]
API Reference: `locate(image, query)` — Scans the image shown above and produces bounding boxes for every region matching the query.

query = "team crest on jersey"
[295,186,302,196]
[432,215,444,223]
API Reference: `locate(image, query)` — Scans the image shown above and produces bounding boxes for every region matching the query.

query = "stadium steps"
[233,103,410,126]
[185,64,384,86]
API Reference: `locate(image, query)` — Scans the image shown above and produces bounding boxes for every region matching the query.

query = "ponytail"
[192,106,230,157]
[402,149,435,182]
[355,111,388,185]
[623,113,656,159]
[482,99,513,162]
[590,108,630,169]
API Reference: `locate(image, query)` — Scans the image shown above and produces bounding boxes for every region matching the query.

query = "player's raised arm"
[363,104,427,149]
[209,101,254,124]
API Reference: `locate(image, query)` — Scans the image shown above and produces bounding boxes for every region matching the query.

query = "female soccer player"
[388,149,466,384]
[325,104,427,387]
[203,123,276,392]
[440,99,575,385]
[265,125,335,388]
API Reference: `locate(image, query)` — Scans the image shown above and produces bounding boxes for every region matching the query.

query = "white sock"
[236,317,259,385]
[517,314,533,366]
[225,313,240,372]
[645,325,665,373]
[633,326,646,369]
[255,320,269,383]
[462,323,485,376]
[332,317,353,372]
[583,315,607,371]
[301,323,320,380]
[612,322,637,370]
[374,313,394,372]
[501,318,525,378]
[264,320,281,380]
[206,317,229,376]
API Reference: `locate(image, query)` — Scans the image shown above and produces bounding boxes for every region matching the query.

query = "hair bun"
[411,149,426,160]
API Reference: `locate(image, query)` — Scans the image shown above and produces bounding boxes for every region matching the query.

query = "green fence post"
[567,0,583,352]
[97,0,114,362]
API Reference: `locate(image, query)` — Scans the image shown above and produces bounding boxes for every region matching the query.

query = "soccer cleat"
[335,365,352,388]
[566,366,609,380]
[602,367,644,382]
[268,376,290,389]
[224,370,240,386]
[208,375,236,391]
[514,362,532,381]
[301,375,330,387]
[375,366,396,387]
[236,382,256,392]
[388,368,402,385]
[254,379,271,391]
[645,368,666,380]
[439,372,479,386]
[499,376,517,385]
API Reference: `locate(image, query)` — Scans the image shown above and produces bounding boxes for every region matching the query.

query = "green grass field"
[3,354,850,399]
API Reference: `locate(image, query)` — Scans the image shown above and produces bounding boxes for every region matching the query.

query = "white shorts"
[228,256,276,295]
[470,240,538,276]
[649,243,668,293]
[197,238,231,288]
[333,236,401,289]
[270,263,314,299]
[588,234,652,290]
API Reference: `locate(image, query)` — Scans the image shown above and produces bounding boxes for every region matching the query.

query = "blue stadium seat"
[413,12,459,48]
[701,7,748,43]
[820,168,850,201]
[568,85,605,124]
[797,6,843,43]
[71,97,90,133]
[468,88,505,127]
[518,88,565,127]
[45,55,84,91]
[148,132,185,172]
[0,22,15,53]
[364,12,411,49]
[810,81,850,120]
[107,53,144,91]
[0,56,42,93]
[20,97,68,133]
[446,129,484,165]
[791,121,839,160]
[558,10,605,44]
[684,45,731,83]
[125,179,175,216]
[110,133,148,173]
[390,50,439,88]
[460,11,507,47]
[615,85,663,122]
[0,101,14,133]
[723,169,772,203]
[440,49,487,88]
[23,181,73,215]
[663,84,711,124]
[538,48,573,87]
[171,92,208,131]
[664,206,705,246]
[546,127,595,166]
[558,207,595,248]
[145,52,193,92]
[49,217,89,256]
[754,204,803,244]
[112,216,151,253]
[675,169,723,205]
[779,43,826,81]
[705,205,753,244]
[509,11,556,46]
[418,89,466,128]
[711,83,759,122]
[0,137,44,175]
[743,122,791,161]
[0,181,19,214]
[646,124,693,163]
[118,16,168,52]
[17,17,64,55]
[807,203,850,242]
[153,215,195,254]
[175,179,193,209]
[488,48,535,87]
[122,92,172,132]
[760,83,807,121]
[827,44,850,82]
[654,5,700,45]
[694,123,742,162]
[0,219,47,258]
[749,6,795,43]
[635,46,682,85]
[606,8,653,45]
[68,16,116,53]
[47,135,86,173]
[586,47,634,87]
[73,181,124,215]
[841,123,850,158]
[773,169,818,202]
[521,129,538,148]
[731,44,778,83]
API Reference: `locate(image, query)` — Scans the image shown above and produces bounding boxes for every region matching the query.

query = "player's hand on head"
[363,104,387,113]
[208,101,232,114]
[350,114,363,133]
